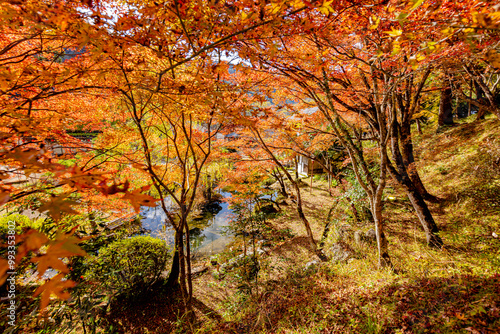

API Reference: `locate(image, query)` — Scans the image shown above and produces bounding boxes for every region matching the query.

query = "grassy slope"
[191,116,500,334]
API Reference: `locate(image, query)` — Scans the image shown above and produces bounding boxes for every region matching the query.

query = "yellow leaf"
[60,19,68,31]
[410,0,424,11]
[319,6,329,15]
[270,3,282,15]
[370,16,381,30]
[291,0,304,10]
[391,40,401,56]
[385,27,402,37]
[486,50,500,69]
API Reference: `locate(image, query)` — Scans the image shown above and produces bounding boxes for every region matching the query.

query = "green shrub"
[0,214,44,236]
[84,236,170,298]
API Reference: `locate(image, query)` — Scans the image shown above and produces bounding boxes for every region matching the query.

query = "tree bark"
[416,118,422,134]
[438,83,454,127]
[386,162,443,247]
[371,145,391,268]
[400,118,441,203]
[166,230,182,289]
[389,120,443,248]
[272,169,288,198]
[290,169,328,261]
[371,197,391,268]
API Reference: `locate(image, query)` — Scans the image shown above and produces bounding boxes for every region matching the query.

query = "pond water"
[139,192,234,257]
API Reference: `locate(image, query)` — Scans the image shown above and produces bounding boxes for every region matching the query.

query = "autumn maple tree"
[1,0,499,323]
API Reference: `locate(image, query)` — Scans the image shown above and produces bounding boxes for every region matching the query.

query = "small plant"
[84,236,170,299]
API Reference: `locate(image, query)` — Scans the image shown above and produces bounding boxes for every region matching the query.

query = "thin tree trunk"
[310,169,313,193]
[416,118,422,134]
[273,169,288,198]
[295,156,299,181]
[293,174,328,261]
[185,219,193,303]
[474,78,487,120]
[372,144,391,268]
[327,159,332,196]
[371,197,391,268]
[405,185,443,247]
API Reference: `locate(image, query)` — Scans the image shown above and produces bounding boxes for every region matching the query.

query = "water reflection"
[139,192,234,256]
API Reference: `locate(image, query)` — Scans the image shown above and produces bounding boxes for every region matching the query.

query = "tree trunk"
[184,219,193,304]
[370,197,391,268]
[416,118,422,134]
[294,156,299,181]
[371,144,391,268]
[400,118,440,203]
[387,162,443,247]
[310,170,313,193]
[474,79,486,120]
[438,83,454,126]
[389,121,443,248]
[273,169,288,198]
[166,230,182,289]
[252,129,327,261]
[405,185,443,247]
[292,178,328,261]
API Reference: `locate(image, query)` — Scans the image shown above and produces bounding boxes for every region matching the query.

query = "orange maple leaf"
[38,192,79,221]
[34,274,76,313]
[32,229,87,277]
[121,186,158,212]
[15,229,49,262]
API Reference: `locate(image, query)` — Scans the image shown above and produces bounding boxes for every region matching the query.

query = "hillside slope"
[191,116,500,334]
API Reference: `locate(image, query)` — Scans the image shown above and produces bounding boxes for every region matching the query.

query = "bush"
[84,236,170,299]
[0,214,44,236]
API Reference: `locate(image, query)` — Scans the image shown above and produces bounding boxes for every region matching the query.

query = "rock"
[335,223,353,242]
[304,260,319,271]
[365,229,377,242]
[219,250,265,273]
[190,266,208,278]
[256,204,278,215]
[354,230,363,245]
[354,229,377,245]
[329,243,353,262]
[204,202,223,214]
